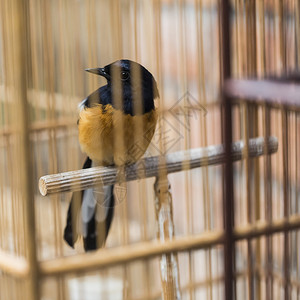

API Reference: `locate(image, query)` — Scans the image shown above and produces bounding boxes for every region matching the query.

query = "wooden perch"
[39,136,278,196]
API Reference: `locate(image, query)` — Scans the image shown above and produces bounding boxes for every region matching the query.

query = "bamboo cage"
[1,0,300,299]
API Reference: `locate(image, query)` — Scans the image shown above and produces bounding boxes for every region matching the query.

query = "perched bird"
[64,59,159,251]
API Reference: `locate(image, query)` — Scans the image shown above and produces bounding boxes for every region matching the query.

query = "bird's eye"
[120,71,130,81]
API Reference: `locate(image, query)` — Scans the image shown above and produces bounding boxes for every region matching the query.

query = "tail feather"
[82,185,114,251]
[64,157,92,248]
[63,157,115,251]
[64,190,83,248]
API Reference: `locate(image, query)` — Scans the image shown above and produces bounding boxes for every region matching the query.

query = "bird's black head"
[86,59,159,115]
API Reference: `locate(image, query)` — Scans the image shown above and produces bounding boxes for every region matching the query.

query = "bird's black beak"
[85,68,110,80]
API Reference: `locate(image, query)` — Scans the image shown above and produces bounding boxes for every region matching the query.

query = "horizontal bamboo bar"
[0,119,76,136]
[0,248,30,278]
[39,213,300,277]
[39,231,225,276]
[234,214,300,239]
[0,95,219,137]
[39,136,278,196]
[224,79,300,110]
[134,268,270,300]
[40,215,300,276]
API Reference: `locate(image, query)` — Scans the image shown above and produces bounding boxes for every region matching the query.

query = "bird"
[64,59,159,251]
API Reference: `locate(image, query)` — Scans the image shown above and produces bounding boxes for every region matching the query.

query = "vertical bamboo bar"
[220,0,235,299]
[246,0,257,76]
[245,0,261,298]
[263,105,273,300]
[282,109,290,300]
[241,103,255,300]
[258,1,273,298]
[295,0,300,68]
[278,0,289,297]
[195,0,213,298]
[277,0,286,70]
[295,111,300,299]
[154,176,181,300]
[234,0,240,76]
[11,0,39,299]
[257,0,266,76]
[177,1,194,298]
[134,2,154,297]
[253,109,262,300]
[152,0,180,297]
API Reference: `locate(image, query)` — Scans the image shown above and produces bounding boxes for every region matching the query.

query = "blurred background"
[0,0,300,299]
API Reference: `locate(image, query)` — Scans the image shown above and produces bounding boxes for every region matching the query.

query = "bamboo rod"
[220,0,235,298]
[233,214,300,239]
[0,249,30,278]
[263,105,274,300]
[282,109,290,300]
[127,266,299,300]
[40,231,225,276]
[0,120,76,137]
[0,102,220,137]
[39,213,300,277]
[10,0,40,299]
[39,136,278,196]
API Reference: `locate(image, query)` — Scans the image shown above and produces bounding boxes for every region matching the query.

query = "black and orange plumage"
[64,59,158,251]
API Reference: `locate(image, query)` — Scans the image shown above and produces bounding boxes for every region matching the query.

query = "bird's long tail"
[63,157,115,251]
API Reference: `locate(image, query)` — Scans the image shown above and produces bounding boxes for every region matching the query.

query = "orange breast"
[78,104,157,166]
